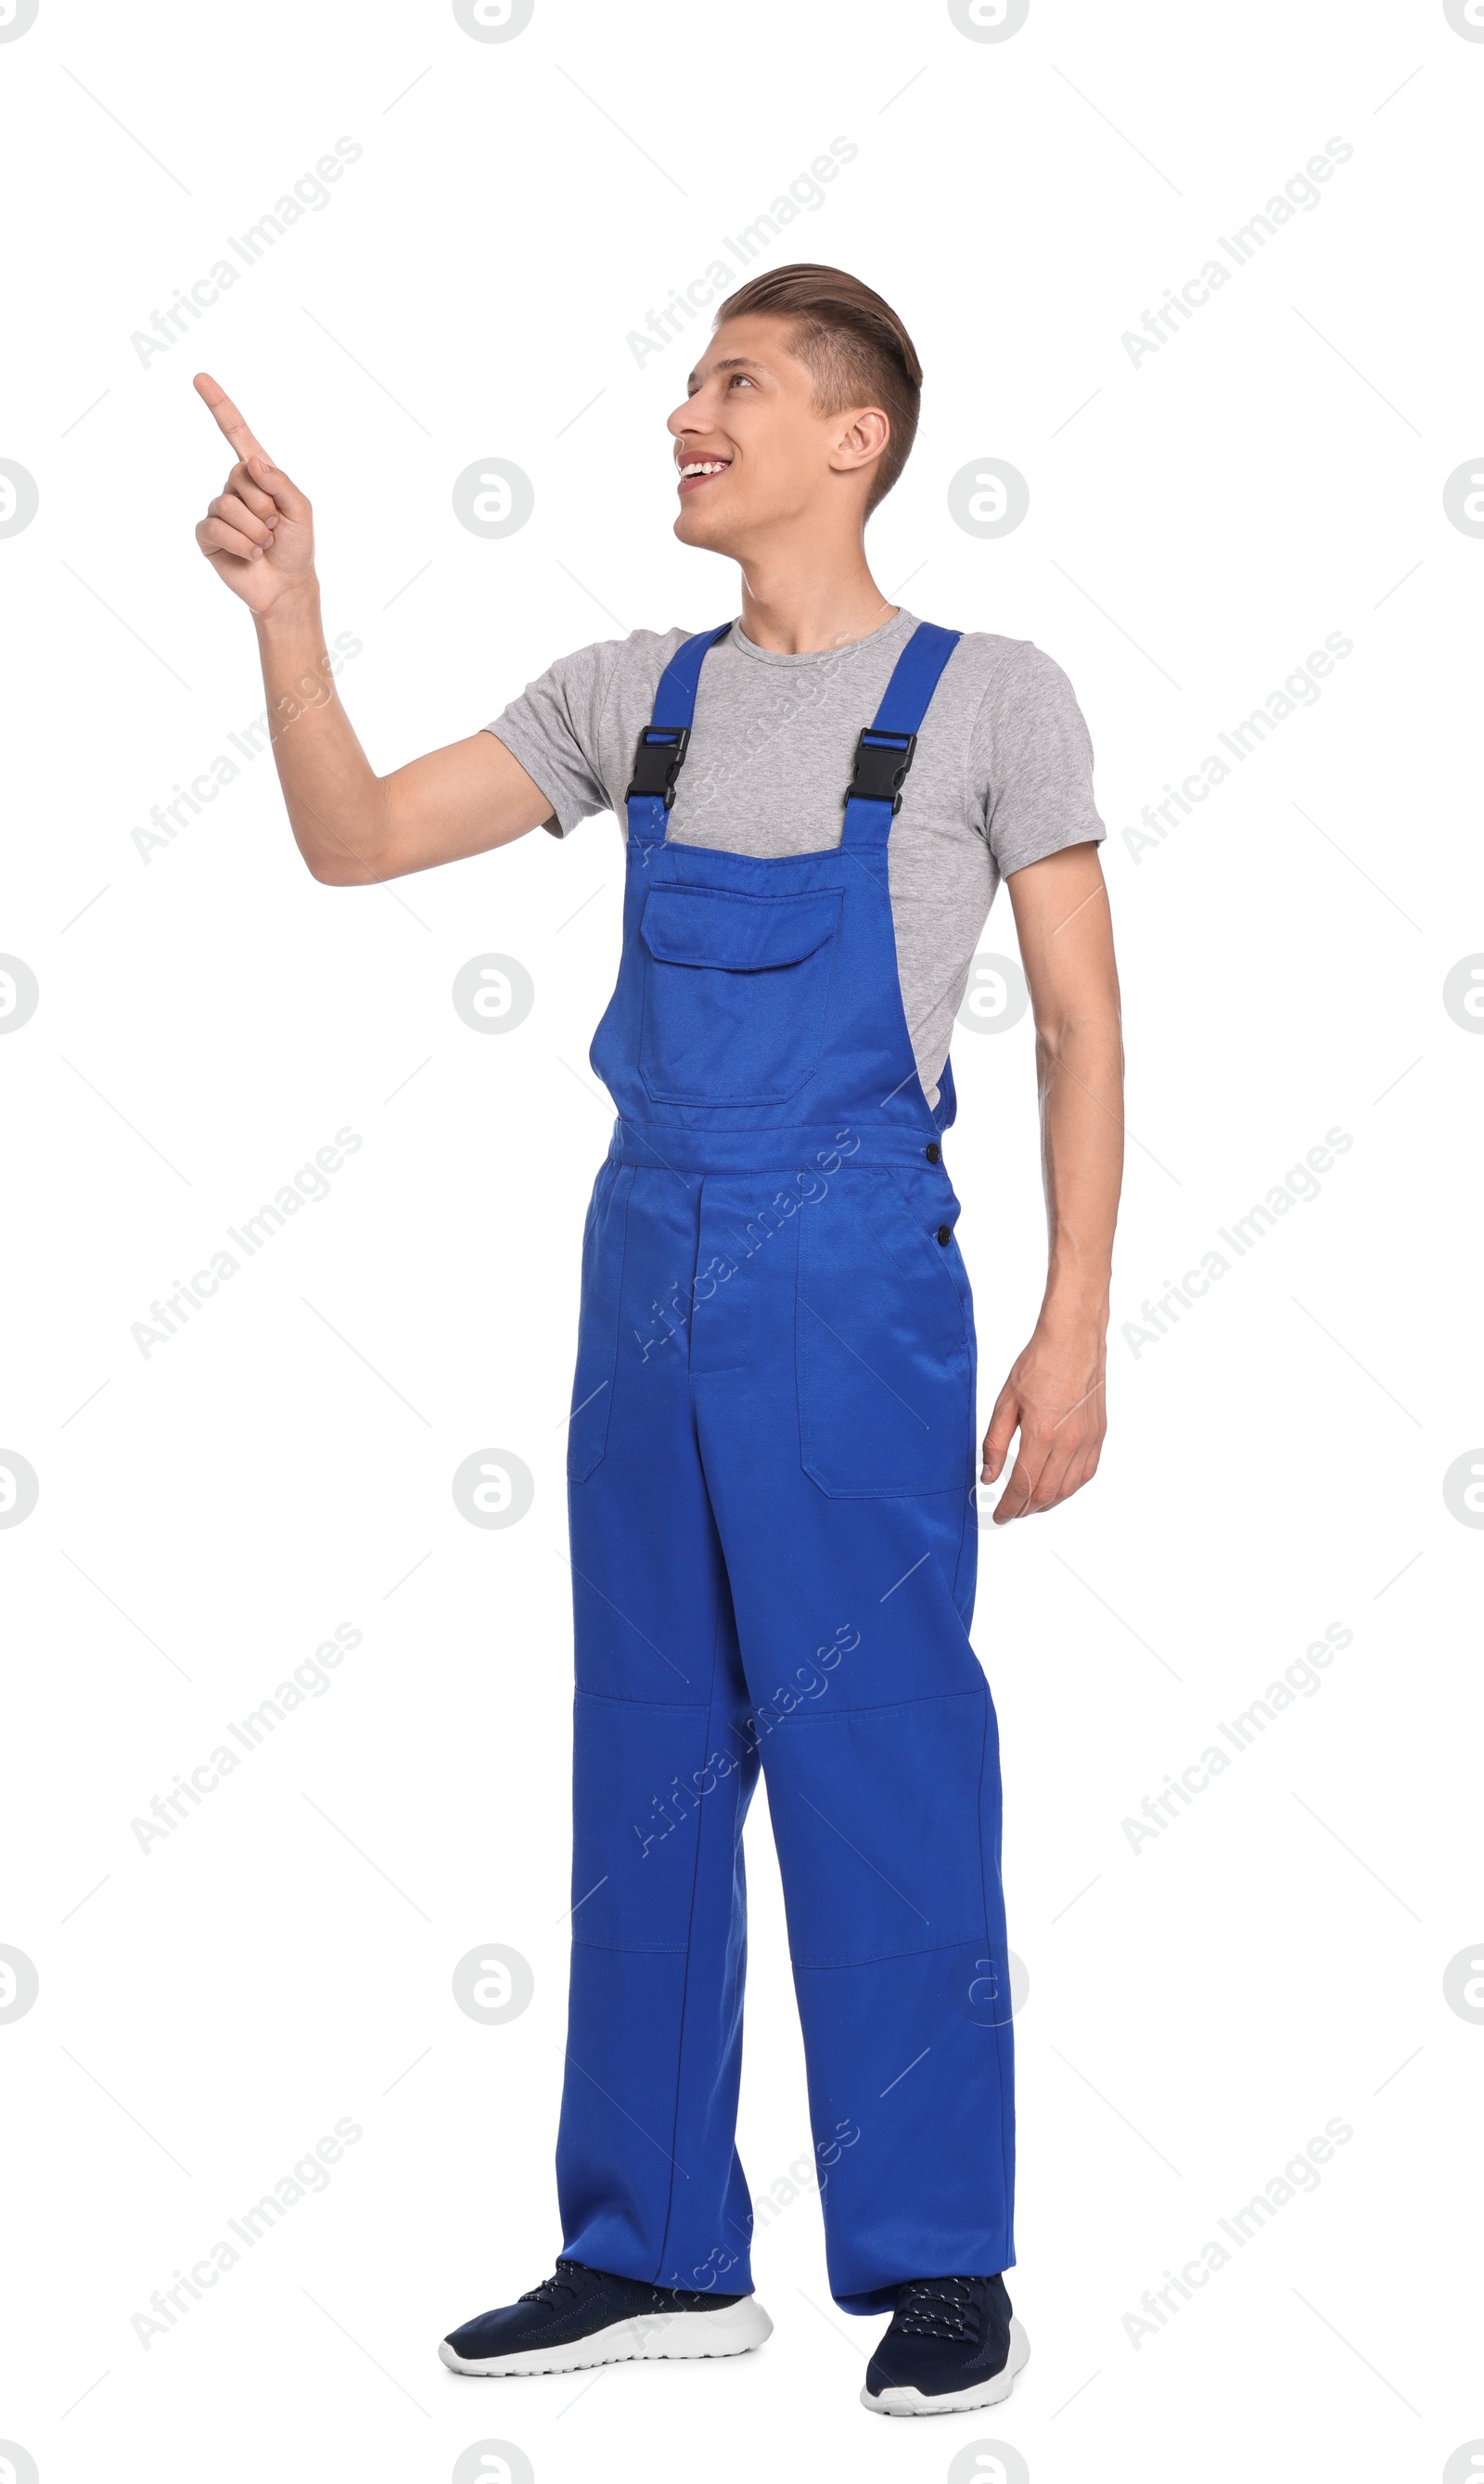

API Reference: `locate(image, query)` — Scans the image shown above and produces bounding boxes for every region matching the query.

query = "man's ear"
[829,407,890,475]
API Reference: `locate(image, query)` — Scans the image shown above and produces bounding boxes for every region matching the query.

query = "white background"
[2,2,1480,2478]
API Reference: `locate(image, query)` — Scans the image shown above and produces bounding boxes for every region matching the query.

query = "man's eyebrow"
[685,354,770,387]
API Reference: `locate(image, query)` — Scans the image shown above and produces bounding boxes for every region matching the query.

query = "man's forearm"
[253,583,389,884]
[1037,1012,1123,1331]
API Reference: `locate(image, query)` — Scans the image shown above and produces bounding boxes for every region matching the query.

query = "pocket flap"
[640,885,841,972]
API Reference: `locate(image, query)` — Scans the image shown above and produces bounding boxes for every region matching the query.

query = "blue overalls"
[555,621,1015,2315]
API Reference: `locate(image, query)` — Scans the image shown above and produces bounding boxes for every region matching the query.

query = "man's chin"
[673,505,747,557]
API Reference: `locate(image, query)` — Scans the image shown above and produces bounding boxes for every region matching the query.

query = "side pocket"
[797,1172,975,1498]
[567,1163,633,1483]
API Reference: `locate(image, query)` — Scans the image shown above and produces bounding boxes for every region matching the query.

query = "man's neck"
[736,544,898,654]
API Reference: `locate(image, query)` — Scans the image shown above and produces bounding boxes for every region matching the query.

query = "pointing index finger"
[194,371,270,469]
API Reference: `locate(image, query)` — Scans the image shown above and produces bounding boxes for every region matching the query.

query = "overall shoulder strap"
[841,621,962,848]
[624,621,734,842]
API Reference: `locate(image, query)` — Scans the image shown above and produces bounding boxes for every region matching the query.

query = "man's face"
[668,315,878,554]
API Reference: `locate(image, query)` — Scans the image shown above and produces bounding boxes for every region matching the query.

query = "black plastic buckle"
[845,728,917,813]
[626,725,691,807]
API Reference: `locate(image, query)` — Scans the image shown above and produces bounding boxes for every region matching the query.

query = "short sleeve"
[485,638,627,840]
[975,641,1105,878]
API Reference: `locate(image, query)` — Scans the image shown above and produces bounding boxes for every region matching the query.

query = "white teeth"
[678,460,729,477]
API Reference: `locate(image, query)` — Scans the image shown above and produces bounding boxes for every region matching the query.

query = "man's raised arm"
[192,373,556,884]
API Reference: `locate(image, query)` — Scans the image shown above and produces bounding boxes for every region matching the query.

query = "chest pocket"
[638,883,842,1107]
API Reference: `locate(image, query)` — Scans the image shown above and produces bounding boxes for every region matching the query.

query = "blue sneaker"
[440,2258,773,2378]
[861,2273,1030,2416]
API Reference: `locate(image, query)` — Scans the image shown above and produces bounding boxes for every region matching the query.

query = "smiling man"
[193,262,1123,2420]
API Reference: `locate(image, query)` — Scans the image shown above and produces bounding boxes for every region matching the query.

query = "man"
[193,262,1123,2418]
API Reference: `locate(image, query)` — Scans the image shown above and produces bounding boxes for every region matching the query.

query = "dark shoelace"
[892,2276,982,2340]
[518,2260,591,2308]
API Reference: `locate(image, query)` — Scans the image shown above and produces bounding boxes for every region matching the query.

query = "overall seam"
[569,1163,635,1483]
[979,1682,1015,2248]
[571,1935,692,1955]
[576,1686,710,1715]
[952,1482,974,1619]
[651,1533,730,2285]
[791,1932,991,1970]
[759,1684,984,1722]
[974,1679,993,1957]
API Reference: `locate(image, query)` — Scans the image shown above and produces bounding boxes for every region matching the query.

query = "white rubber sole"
[440,2295,773,2377]
[861,2313,1030,2417]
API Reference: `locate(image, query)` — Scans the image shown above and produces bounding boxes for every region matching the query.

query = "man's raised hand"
[192,373,316,615]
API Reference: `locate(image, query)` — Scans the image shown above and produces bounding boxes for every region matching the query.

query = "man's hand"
[193,373,316,616]
[187,370,556,882]
[982,1323,1107,1522]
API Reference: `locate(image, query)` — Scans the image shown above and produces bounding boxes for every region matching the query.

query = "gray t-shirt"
[486,605,1104,1106]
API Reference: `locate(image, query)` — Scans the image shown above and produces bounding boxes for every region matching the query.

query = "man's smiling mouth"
[676,458,732,493]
